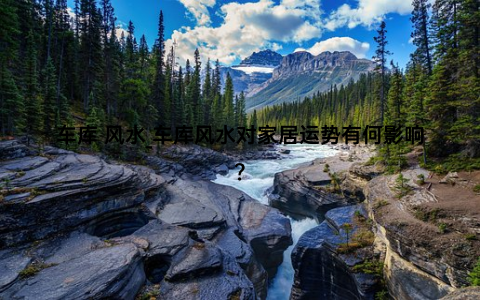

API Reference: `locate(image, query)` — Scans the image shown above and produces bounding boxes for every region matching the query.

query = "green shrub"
[19,266,40,278]
[375,290,389,300]
[474,185,480,193]
[417,174,426,185]
[395,174,412,198]
[438,223,447,234]
[352,260,384,277]
[465,234,478,241]
[468,257,480,286]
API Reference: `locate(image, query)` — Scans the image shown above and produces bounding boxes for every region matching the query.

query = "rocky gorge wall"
[267,147,480,300]
[0,140,292,299]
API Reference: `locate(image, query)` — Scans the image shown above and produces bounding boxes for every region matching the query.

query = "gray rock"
[269,167,346,221]
[215,164,229,175]
[0,250,31,292]
[159,251,256,300]
[440,287,480,300]
[1,243,145,300]
[0,149,166,247]
[0,141,293,299]
[166,244,223,281]
[158,201,225,229]
[133,220,190,257]
[0,140,36,160]
[290,205,377,300]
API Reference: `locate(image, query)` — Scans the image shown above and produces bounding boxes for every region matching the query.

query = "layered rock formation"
[268,147,374,221]
[282,147,479,300]
[268,163,346,221]
[290,205,378,300]
[0,140,292,299]
[365,171,479,300]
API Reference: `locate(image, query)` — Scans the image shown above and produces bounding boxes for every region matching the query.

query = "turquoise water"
[213,144,338,300]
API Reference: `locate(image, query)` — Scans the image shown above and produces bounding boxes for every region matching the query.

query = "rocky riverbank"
[0,140,292,299]
[267,144,480,300]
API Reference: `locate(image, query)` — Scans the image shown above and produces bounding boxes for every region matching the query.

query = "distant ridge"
[246,50,376,111]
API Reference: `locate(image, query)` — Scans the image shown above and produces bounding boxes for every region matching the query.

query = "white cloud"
[295,37,370,58]
[178,0,216,26]
[325,0,412,30]
[169,0,323,65]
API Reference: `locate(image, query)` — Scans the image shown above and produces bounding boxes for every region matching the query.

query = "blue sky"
[68,0,416,68]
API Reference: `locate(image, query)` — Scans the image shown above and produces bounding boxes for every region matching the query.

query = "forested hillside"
[0,0,247,151]
[258,0,480,167]
[0,0,478,166]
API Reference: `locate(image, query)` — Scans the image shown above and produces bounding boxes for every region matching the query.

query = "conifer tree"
[43,57,58,138]
[24,30,43,137]
[223,72,235,129]
[373,21,392,125]
[411,0,433,75]
[152,10,165,124]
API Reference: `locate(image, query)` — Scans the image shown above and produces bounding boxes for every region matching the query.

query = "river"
[213,144,338,300]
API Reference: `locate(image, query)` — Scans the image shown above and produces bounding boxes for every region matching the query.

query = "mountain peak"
[237,50,283,68]
[315,50,358,60]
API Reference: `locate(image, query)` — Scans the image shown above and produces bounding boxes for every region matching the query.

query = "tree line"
[258,0,480,168]
[0,0,248,152]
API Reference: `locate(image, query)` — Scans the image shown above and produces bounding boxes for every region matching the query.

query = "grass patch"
[352,229,375,247]
[375,290,389,300]
[373,200,390,210]
[137,291,159,300]
[0,187,46,201]
[474,185,480,194]
[193,242,205,250]
[19,263,56,279]
[323,163,330,173]
[416,174,426,185]
[413,207,441,223]
[465,234,478,241]
[468,257,480,286]
[438,223,447,234]
[423,155,480,173]
[352,260,384,277]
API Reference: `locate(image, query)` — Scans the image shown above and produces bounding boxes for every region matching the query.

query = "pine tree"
[42,57,58,138]
[175,66,185,126]
[125,20,137,79]
[190,48,201,126]
[373,21,392,125]
[223,72,235,129]
[249,109,259,146]
[0,0,21,135]
[101,0,118,118]
[24,30,43,137]
[386,61,404,126]
[79,0,104,111]
[411,0,433,75]
[151,10,165,125]
[202,58,212,125]
[138,35,149,80]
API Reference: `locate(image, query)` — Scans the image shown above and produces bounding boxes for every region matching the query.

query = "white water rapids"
[213,144,338,300]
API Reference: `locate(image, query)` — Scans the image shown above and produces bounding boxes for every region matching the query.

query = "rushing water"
[213,144,338,300]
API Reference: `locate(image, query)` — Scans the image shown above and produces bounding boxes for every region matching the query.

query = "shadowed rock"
[0,141,292,299]
[291,205,377,300]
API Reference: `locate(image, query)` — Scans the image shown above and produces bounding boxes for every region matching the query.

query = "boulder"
[1,244,145,300]
[268,167,346,221]
[290,205,378,300]
[440,287,480,300]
